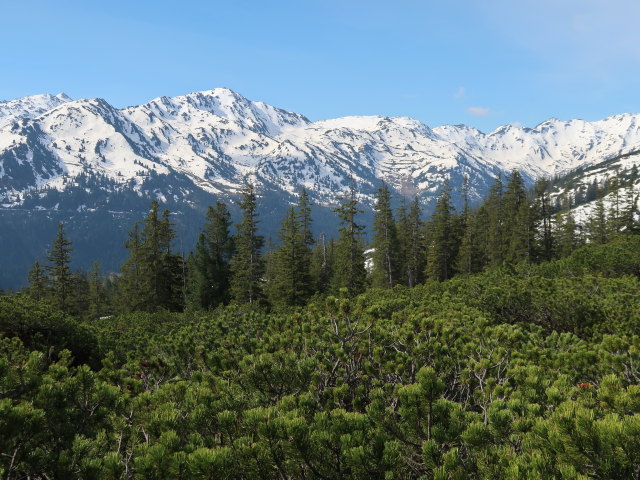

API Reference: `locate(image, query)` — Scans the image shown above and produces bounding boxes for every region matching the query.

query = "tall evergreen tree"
[331,183,367,296]
[26,260,48,302]
[486,175,505,266]
[397,196,426,287]
[503,170,533,263]
[119,202,183,312]
[371,183,400,289]
[588,199,608,245]
[119,222,145,312]
[425,181,457,282]
[87,262,108,319]
[296,187,314,295]
[45,222,74,314]
[622,184,638,233]
[607,174,623,234]
[266,206,312,307]
[310,233,334,294]
[187,201,234,309]
[455,176,477,275]
[555,211,579,258]
[534,178,555,261]
[230,183,265,305]
[297,187,314,251]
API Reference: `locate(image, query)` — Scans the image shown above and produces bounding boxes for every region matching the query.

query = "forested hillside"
[1,170,640,479]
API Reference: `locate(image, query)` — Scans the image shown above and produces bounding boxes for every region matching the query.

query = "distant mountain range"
[1,88,639,289]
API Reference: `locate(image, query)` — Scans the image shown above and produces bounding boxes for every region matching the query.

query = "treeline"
[22,170,639,317]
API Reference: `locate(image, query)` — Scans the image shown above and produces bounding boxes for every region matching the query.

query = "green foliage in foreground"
[2,237,640,479]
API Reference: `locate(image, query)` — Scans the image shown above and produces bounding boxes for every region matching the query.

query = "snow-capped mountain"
[1,87,639,288]
[1,87,639,212]
[0,93,72,128]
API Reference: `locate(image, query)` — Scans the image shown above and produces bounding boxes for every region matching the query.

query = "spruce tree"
[425,181,457,282]
[588,199,608,245]
[534,178,554,261]
[45,222,74,314]
[230,183,265,305]
[310,233,334,294]
[266,206,312,307]
[297,188,314,252]
[486,175,505,266]
[371,183,400,289]
[555,212,579,257]
[504,170,533,263]
[119,222,145,312]
[455,176,477,275]
[119,202,183,312]
[187,201,234,309]
[331,183,367,296]
[397,196,425,287]
[622,184,638,233]
[87,262,107,319]
[26,260,48,302]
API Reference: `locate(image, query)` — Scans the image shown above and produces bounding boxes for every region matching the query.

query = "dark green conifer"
[26,260,48,302]
[588,199,608,245]
[555,212,579,257]
[397,196,425,287]
[45,222,74,314]
[486,175,505,266]
[331,183,367,296]
[119,202,183,312]
[371,183,400,289]
[266,206,312,307]
[310,233,334,294]
[187,201,234,309]
[230,183,265,305]
[425,181,457,282]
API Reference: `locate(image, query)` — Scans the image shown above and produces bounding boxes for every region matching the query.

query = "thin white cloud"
[453,86,465,99]
[467,106,491,116]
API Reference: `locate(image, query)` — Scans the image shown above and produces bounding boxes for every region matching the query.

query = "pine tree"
[331,183,367,296]
[266,206,312,307]
[45,222,74,314]
[425,181,457,282]
[26,260,48,302]
[397,196,425,287]
[230,183,265,305]
[187,201,234,309]
[371,183,400,289]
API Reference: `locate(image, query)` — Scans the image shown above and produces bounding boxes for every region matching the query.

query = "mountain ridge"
[1,87,640,289]
[2,87,640,212]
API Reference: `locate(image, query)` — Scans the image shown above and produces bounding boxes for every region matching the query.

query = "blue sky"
[2,0,639,132]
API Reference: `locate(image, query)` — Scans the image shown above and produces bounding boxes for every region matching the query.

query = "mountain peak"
[0,92,73,128]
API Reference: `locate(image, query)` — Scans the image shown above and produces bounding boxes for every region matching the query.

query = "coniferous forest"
[2,171,640,479]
